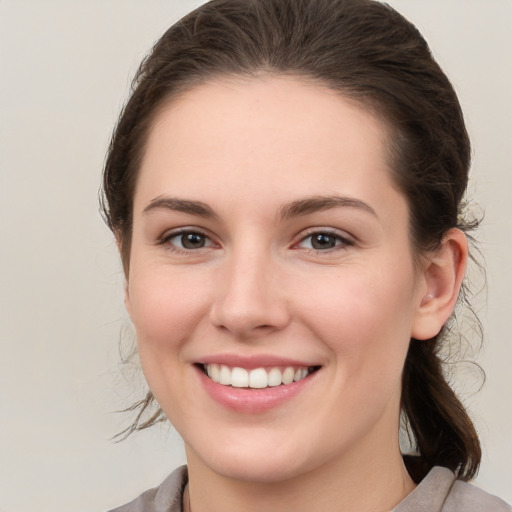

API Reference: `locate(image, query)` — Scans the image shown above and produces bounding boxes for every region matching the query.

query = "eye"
[163,230,214,250]
[297,231,353,251]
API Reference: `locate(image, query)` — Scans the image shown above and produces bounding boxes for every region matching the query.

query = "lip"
[194,357,321,413]
[197,353,320,370]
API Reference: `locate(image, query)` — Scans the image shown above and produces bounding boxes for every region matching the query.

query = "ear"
[411,228,468,340]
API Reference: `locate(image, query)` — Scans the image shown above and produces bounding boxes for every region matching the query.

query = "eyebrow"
[141,194,376,220]
[142,196,217,218]
[278,195,377,220]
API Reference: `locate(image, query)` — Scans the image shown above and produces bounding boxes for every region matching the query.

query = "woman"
[102,0,511,510]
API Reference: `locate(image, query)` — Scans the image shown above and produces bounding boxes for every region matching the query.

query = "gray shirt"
[109,465,511,512]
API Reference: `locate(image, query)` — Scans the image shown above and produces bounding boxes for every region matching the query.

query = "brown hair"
[102,0,481,480]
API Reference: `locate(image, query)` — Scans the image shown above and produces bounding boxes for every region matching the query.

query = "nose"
[209,249,291,339]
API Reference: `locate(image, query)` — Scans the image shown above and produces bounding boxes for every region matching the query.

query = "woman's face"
[126,76,429,483]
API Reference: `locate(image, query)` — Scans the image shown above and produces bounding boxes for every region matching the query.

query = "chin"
[209,454,309,484]
[185,430,329,485]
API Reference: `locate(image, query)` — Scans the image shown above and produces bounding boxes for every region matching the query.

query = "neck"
[184,437,415,512]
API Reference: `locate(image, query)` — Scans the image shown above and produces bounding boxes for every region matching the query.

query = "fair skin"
[124,76,467,512]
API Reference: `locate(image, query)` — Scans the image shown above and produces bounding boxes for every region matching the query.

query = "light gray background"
[1,1,511,511]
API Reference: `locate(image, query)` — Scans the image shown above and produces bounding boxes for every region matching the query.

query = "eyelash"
[157,228,354,255]
[294,229,355,254]
[158,228,216,254]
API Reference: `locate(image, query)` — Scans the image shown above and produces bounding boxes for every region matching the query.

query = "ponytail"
[401,338,481,481]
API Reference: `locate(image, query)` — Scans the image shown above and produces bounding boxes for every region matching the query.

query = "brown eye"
[181,232,206,249]
[297,231,353,251]
[166,231,213,250]
[311,233,338,249]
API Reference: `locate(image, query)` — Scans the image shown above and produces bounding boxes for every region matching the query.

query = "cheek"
[127,267,212,358]
[299,264,417,370]
[125,267,214,420]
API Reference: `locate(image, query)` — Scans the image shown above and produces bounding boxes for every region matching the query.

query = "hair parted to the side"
[101,0,482,480]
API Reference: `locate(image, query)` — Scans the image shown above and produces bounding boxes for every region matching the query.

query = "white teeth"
[231,367,249,388]
[267,367,282,387]
[282,367,295,385]
[210,364,220,383]
[203,364,314,389]
[219,365,231,385]
[249,368,268,388]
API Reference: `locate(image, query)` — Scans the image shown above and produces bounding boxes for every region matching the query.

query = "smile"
[202,364,319,389]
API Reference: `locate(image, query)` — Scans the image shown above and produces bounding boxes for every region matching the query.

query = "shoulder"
[107,465,188,512]
[443,479,511,512]
[393,467,511,512]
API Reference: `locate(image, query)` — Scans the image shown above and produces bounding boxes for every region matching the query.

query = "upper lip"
[196,354,321,369]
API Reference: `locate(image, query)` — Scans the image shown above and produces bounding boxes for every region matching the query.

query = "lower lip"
[196,366,316,413]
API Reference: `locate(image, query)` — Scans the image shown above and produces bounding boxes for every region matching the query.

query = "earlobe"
[411,229,468,340]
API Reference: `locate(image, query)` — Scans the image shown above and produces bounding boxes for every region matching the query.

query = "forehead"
[135,75,402,217]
